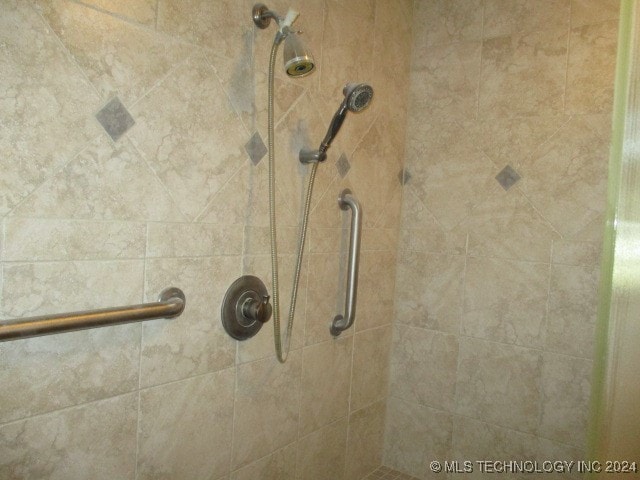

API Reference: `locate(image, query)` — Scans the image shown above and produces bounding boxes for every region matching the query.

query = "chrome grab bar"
[0,287,186,342]
[330,189,362,337]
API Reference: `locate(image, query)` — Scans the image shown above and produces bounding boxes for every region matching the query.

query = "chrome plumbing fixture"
[299,83,374,164]
[249,3,318,362]
[221,276,272,340]
[252,3,315,77]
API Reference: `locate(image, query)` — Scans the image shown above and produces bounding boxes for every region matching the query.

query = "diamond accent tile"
[398,168,412,185]
[495,165,521,190]
[336,153,351,178]
[96,97,135,141]
[245,132,267,166]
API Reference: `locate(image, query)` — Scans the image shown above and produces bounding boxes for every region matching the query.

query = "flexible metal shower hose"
[268,35,318,363]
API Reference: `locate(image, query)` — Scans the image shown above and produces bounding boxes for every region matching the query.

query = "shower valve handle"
[241,294,272,324]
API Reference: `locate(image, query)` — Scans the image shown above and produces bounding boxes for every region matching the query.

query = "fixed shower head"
[283,33,315,77]
[343,83,374,112]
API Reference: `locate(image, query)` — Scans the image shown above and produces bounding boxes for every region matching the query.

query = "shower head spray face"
[343,83,374,112]
[283,32,315,77]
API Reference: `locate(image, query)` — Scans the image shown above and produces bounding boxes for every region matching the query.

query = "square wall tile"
[390,325,459,411]
[479,28,568,118]
[462,257,549,348]
[539,353,592,448]
[232,351,301,469]
[0,394,137,479]
[299,337,353,436]
[455,337,542,433]
[384,397,452,479]
[137,369,235,480]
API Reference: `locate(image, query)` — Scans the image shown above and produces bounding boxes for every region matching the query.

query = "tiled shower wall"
[386,0,619,478]
[0,1,411,478]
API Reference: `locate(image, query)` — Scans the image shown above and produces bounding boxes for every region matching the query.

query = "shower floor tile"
[364,465,422,480]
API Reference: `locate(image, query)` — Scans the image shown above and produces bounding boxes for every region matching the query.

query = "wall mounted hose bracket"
[330,189,362,337]
[221,275,272,340]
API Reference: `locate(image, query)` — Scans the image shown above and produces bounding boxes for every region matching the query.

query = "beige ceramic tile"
[404,121,498,231]
[462,257,549,348]
[346,401,386,480]
[412,0,483,48]
[355,251,397,331]
[319,8,374,101]
[243,225,300,256]
[518,114,611,240]
[230,443,296,480]
[571,0,620,27]
[147,222,242,257]
[551,240,601,266]
[545,263,599,359]
[390,325,459,411]
[232,351,301,469]
[75,0,158,25]
[156,0,249,60]
[326,0,374,19]
[409,41,482,122]
[309,227,347,254]
[566,20,618,114]
[3,218,146,261]
[128,52,248,221]
[455,337,542,433]
[12,136,184,222]
[351,326,392,412]
[398,188,467,255]
[384,397,453,480]
[0,1,101,216]
[299,337,353,436]
[208,47,307,141]
[296,419,348,480]
[373,0,413,87]
[452,416,537,479]
[1,260,144,318]
[460,189,559,263]
[483,0,570,38]
[458,116,568,172]
[137,369,235,480]
[37,0,191,104]
[140,256,238,387]
[395,251,465,334]
[348,118,404,228]
[304,252,346,346]
[539,353,592,448]
[361,228,398,252]
[535,438,584,480]
[0,322,140,424]
[0,393,137,479]
[479,28,568,118]
[308,174,353,229]
[199,160,296,228]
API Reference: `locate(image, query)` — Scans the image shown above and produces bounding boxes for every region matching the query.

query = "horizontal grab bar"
[0,287,186,342]
[330,189,362,337]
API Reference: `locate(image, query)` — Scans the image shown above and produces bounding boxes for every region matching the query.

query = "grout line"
[386,394,586,452]
[563,0,573,114]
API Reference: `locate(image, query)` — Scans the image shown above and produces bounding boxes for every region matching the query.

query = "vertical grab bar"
[330,189,362,337]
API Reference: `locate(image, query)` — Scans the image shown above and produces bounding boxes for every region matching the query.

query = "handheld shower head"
[343,83,374,112]
[319,83,374,154]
